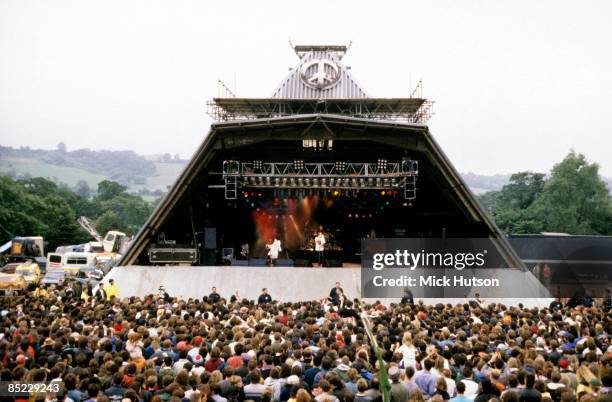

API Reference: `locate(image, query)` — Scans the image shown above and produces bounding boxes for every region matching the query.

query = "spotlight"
[377,159,387,171]
[401,158,419,174]
[334,161,346,172]
[293,160,304,170]
[222,160,240,175]
[253,160,263,170]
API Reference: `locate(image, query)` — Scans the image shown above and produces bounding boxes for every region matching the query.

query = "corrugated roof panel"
[271,48,369,99]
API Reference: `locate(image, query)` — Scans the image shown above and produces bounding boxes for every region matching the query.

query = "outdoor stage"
[108,265,552,308]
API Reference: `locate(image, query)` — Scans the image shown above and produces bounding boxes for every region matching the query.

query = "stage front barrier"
[107,265,552,308]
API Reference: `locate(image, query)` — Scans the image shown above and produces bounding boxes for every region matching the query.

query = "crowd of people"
[0,280,610,402]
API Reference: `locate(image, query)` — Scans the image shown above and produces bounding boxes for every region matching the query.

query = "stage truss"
[222,159,418,200]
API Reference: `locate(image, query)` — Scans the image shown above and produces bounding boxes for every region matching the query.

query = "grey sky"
[1,0,610,176]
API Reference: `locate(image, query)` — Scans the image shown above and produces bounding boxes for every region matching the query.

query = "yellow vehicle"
[15,261,42,286]
[0,274,27,294]
[0,263,28,294]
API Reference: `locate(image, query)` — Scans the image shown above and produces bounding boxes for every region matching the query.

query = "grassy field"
[0,156,185,193]
[0,156,108,188]
[133,162,185,192]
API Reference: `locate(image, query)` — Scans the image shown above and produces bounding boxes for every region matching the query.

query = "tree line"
[0,177,155,252]
[479,151,612,235]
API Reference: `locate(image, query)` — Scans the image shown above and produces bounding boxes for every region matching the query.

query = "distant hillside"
[0,145,186,196]
[461,172,511,195]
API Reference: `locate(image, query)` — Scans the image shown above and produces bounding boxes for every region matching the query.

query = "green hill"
[0,146,186,194]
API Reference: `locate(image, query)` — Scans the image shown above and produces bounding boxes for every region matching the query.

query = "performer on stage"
[266,235,282,266]
[314,230,326,267]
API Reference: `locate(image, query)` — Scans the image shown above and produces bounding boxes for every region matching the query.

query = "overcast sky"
[0,0,610,176]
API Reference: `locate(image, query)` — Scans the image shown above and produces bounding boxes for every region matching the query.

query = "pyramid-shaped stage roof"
[119,44,525,274]
[207,45,433,123]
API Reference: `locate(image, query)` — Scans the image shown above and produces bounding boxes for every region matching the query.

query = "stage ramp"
[106,266,552,308]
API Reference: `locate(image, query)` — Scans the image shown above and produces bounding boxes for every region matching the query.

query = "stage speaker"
[249,259,268,266]
[204,227,216,249]
[276,259,294,267]
[201,249,216,265]
[294,259,312,267]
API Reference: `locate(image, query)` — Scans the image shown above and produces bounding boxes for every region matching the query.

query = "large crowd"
[0,281,610,402]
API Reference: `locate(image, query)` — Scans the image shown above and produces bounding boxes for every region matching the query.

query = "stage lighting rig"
[222,160,419,200]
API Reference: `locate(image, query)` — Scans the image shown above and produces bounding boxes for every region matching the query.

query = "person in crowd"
[329,281,344,305]
[520,374,542,402]
[94,282,106,302]
[396,331,417,370]
[258,287,272,304]
[414,358,437,397]
[209,286,221,303]
[390,365,409,402]
[461,365,480,399]
[401,288,414,305]
[106,278,119,301]
[81,282,93,302]
[450,381,471,402]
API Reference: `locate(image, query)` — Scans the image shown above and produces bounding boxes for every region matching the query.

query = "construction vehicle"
[0,236,46,292]
[0,236,46,270]
[77,216,127,253]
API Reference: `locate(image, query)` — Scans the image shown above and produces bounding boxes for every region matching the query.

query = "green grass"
[0,157,108,188]
[0,157,185,193]
[130,162,185,192]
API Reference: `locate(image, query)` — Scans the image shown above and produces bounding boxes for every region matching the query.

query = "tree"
[478,191,500,214]
[486,151,612,236]
[56,142,67,153]
[532,151,612,234]
[75,180,91,198]
[97,180,128,201]
[495,172,545,210]
[36,195,84,249]
[94,211,126,234]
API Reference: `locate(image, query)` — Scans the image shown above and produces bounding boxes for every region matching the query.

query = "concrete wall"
[106,266,552,308]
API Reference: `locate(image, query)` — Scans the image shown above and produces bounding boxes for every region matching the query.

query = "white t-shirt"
[397,344,417,369]
[315,234,326,251]
[461,379,479,400]
[268,239,282,258]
